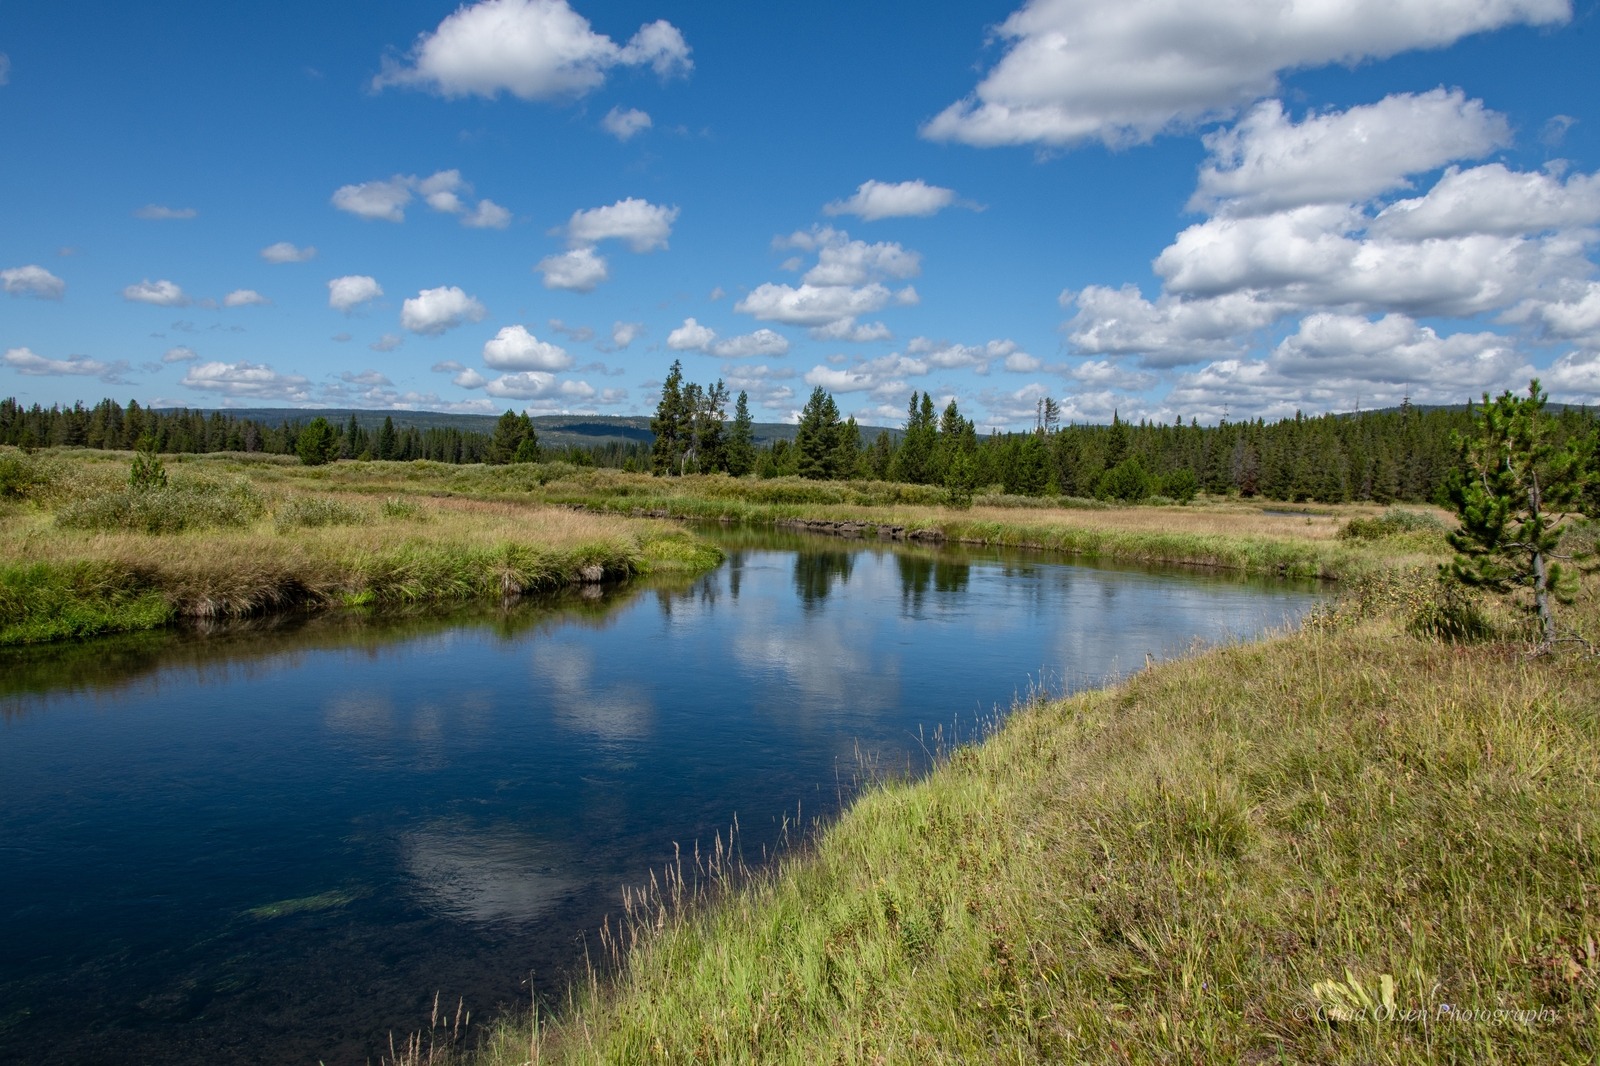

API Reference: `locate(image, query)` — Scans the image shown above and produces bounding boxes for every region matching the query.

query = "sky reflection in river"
[0,530,1319,1065]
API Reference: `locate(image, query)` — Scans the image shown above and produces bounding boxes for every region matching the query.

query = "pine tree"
[651,360,689,475]
[1446,380,1596,651]
[726,391,756,477]
[795,386,842,480]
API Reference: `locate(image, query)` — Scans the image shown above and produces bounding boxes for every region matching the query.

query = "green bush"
[0,451,50,500]
[274,495,369,531]
[380,496,425,520]
[55,478,266,534]
[1339,508,1448,541]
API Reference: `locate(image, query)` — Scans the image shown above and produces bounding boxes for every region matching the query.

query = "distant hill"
[161,408,903,450]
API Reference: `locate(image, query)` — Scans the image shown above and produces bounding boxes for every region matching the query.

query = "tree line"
[6,381,1596,506]
[649,366,1598,506]
[0,398,649,468]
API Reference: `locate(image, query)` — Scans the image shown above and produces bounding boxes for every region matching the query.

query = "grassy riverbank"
[189,457,1442,581]
[0,450,720,645]
[444,584,1598,1065]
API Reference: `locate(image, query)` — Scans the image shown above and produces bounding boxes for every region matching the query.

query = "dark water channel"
[0,527,1320,1065]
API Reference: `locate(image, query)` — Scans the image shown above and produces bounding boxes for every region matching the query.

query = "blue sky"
[3,0,1598,429]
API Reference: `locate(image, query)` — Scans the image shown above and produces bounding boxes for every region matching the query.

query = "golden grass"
[441,590,1599,1066]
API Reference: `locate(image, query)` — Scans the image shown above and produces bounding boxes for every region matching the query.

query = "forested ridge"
[5,384,1596,507]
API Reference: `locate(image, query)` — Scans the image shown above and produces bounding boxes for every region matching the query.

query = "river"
[0,527,1319,1065]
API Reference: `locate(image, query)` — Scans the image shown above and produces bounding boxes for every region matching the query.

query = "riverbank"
[455,584,1598,1065]
[0,450,721,645]
[2,451,1441,645]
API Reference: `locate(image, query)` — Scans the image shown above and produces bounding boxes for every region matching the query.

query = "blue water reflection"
[0,530,1319,1065]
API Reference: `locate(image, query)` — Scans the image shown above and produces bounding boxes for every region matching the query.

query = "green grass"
[432,589,1598,1066]
[0,449,724,645]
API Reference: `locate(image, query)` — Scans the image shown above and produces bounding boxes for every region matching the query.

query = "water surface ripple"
[0,528,1319,1065]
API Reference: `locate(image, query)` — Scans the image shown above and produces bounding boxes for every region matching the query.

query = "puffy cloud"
[802,237,920,287]
[803,353,930,398]
[401,286,488,335]
[463,199,512,229]
[666,317,716,351]
[667,317,791,358]
[135,204,196,220]
[745,228,921,339]
[483,324,574,370]
[1165,313,1533,420]
[332,170,506,225]
[602,106,652,140]
[1503,281,1600,342]
[905,336,1026,374]
[369,333,405,352]
[1191,91,1510,215]
[810,319,893,343]
[1063,285,1284,367]
[1371,164,1600,239]
[736,282,893,328]
[924,0,1568,148]
[332,177,415,222]
[123,279,187,306]
[223,289,269,308]
[2,264,65,299]
[374,0,690,101]
[328,275,384,312]
[1004,352,1042,373]
[564,197,678,251]
[611,321,643,348]
[453,367,488,389]
[1153,205,1590,318]
[340,369,394,388]
[419,170,466,213]
[180,360,312,401]
[537,247,609,291]
[163,345,197,363]
[261,242,317,263]
[485,371,598,401]
[1542,349,1600,400]
[4,347,131,382]
[823,179,957,221]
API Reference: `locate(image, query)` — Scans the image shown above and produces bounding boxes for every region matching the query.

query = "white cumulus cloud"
[223,289,269,308]
[180,360,313,401]
[4,347,130,382]
[2,265,65,299]
[564,197,678,251]
[261,242,317,263]
[666,317,791,358]
[463,199,513,229]
[537,247,609,291]
[483,324,574,370]
[163,345,198,363]
[823,179,958,221]
[401,286,488,335]
[603,106,652,140]
[611,321,643,348]
[373,0,691,101]
[1372,163,1600,239]
[923,0,1568,148]
[328,275,384,313]
[1190,90,1511,216]
[123,279,188,306]
[485,371,598,401]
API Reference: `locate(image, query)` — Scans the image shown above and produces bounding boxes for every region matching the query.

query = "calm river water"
[0,527,1319,1065]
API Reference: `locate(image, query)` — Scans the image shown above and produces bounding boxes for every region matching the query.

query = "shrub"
[1338,508,1448,542]
[380,496,425,520]
[274,495,369,531]
[0,451,49,500]
[55,477,266,534]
